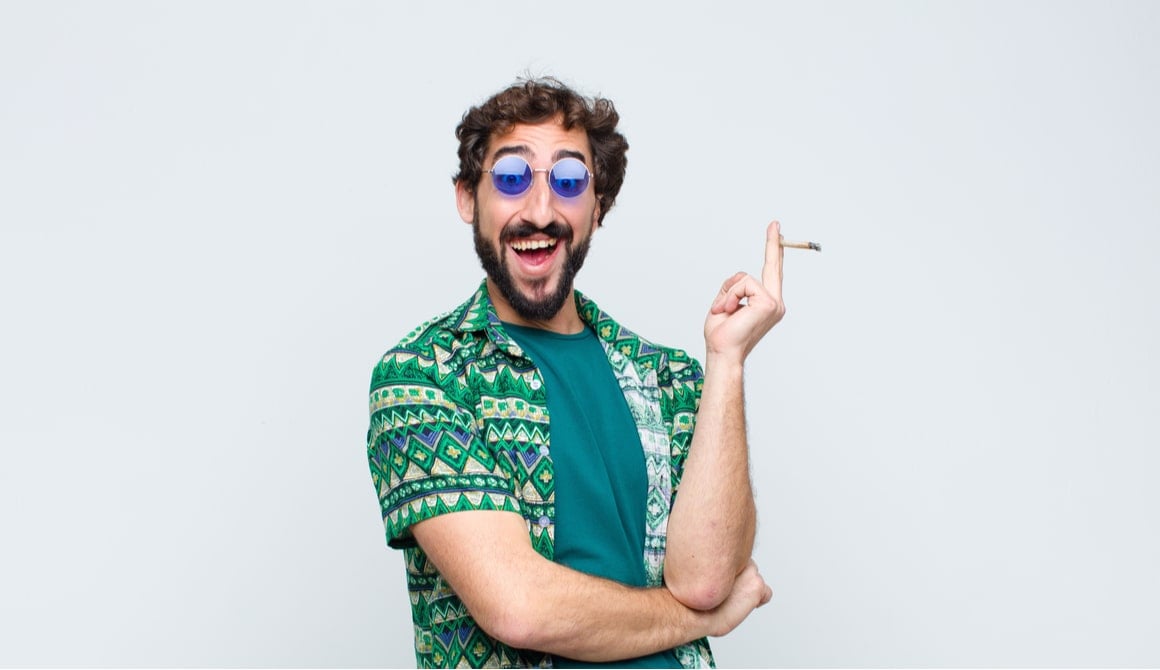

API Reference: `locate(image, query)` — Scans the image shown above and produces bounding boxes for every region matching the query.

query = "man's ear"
[455,180,475,225]
[591,197,602,229]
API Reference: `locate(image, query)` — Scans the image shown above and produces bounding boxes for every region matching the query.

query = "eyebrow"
[489,145,591,165]
[554,148,588,163]
[491,144,531,161]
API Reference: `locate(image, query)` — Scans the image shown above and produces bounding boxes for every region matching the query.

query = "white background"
[2,1,1158,666]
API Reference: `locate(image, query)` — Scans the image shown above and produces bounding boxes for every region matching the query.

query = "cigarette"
[781,239,822,252]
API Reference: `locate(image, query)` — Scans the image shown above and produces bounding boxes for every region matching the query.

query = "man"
[367,77,784,668]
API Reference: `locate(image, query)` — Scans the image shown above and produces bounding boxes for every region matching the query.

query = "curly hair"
[453,77,629,225]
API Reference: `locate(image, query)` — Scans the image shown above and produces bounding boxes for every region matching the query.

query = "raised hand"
[703,220,787,363]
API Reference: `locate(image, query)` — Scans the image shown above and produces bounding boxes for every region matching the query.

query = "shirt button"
[539,446,549,456]
[537,516,550,527]
[529,378,542,390]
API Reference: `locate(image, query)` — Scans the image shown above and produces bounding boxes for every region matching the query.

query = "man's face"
[457,119,601,323]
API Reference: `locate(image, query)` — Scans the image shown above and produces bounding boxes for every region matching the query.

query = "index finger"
[761,220,784,298]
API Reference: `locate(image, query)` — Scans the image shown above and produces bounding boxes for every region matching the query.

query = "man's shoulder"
[626,329,703,386]
[388,308,466,357]
[576,293,703,386]
[369,287,491,392]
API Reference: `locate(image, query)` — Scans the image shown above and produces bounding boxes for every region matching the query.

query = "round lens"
[549,158,591,198]
[490,156,533,195]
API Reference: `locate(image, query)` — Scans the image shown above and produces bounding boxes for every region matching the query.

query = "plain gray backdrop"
[2,1,1158,666]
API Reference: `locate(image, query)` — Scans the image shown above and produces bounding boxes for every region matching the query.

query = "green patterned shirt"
[367,281,716,669]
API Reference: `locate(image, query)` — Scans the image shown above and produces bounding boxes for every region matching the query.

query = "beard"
[473,219,591,322]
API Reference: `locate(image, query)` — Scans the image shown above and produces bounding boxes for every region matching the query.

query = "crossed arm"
[409,222,786,660]
[412,511,769,661]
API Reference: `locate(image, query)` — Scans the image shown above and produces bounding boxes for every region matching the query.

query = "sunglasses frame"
[486,155,594,199]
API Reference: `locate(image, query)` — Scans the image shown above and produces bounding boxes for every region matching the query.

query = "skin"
[414,118,785,660]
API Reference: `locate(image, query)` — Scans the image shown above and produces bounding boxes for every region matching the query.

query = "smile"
[510,238,558,251]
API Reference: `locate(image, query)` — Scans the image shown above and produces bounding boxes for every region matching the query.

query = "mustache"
[500,221,572,244]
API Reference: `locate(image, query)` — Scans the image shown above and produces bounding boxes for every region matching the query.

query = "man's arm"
[412,510,771,662]
[665,221,786,611]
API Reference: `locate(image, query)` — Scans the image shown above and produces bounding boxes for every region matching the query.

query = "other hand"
[705,559,773,637]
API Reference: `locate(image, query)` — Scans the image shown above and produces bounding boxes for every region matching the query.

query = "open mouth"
[509,237,559,266]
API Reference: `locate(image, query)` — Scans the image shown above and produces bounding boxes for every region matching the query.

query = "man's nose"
[518,173,555,227]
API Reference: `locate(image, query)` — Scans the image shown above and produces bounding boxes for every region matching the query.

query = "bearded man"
[367,77,785,668]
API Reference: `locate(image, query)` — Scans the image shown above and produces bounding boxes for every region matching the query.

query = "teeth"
[511,238,558,251]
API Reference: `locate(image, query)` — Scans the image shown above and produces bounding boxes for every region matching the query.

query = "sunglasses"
[486,155,593,198]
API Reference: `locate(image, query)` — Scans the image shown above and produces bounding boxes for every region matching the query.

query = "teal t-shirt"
[504,323,681,669]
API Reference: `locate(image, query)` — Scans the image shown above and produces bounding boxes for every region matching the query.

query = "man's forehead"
[485,120,592,162]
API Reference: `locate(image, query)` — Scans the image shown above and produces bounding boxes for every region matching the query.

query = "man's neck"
[486,279,585,335]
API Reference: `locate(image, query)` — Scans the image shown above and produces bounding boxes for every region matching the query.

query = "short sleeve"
[367,352,522,548]
[665,351,704,504]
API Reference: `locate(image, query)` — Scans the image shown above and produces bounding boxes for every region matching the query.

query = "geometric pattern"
[367,281,715,668]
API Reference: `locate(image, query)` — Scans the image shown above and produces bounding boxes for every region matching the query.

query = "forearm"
[412,511,721,662]
[665,356,757,609]
[499,559,713,660]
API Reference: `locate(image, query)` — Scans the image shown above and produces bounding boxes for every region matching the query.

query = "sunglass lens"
[491,156,532,195]
[550,158,591,198]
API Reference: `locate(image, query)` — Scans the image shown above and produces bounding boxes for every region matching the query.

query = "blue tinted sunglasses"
[487,155,593,198]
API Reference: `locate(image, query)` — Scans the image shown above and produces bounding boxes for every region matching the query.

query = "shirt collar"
[449,278,617,346]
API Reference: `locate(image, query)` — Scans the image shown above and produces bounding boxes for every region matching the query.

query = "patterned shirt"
[367,281,716,668]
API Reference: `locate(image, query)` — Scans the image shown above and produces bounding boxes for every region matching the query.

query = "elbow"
[666,572,733,611]
[471,592,546,650]
[485,613,538,650]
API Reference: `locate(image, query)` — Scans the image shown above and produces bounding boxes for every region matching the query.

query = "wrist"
[702,353,745,378]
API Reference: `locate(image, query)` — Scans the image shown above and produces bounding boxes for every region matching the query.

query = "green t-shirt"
[504,323,681,669]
